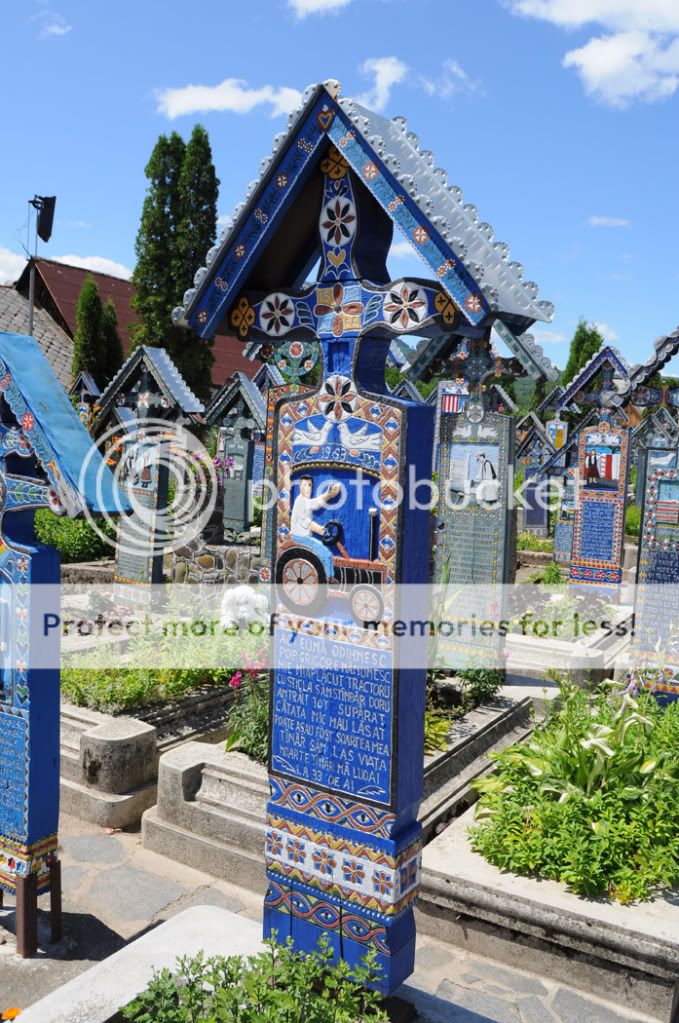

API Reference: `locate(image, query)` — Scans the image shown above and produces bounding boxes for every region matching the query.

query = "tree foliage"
[71,276,125,388]
[131,125,219,399]
[71,275,104,384]
[562,319,604,387]
[101,298,124,385]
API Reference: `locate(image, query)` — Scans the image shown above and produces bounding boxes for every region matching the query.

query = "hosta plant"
[470,677,679,903]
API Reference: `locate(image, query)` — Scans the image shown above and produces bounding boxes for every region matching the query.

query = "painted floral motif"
[312,848,337,876]
[197,310,208,325]
[297,138,313,154]
[21,414,34,432]
[413,226,429,245]
[314,284,364,337]
[235,244,246,259]
[387,196,405,212]
[254,208,268,224]
[372,870,393,896]
[399,859,418,892]
[320,146,348,180]
[215,276,228,292]
[260,293,295,336]
[383,283,428,329]
[17,557,29,574]
[434,290,458,326]
[465,294,483,314]
[230,297,256,338]
[319,375,358,422]
[266,831,283,857]
[342,858,365,885]
[338,131,355,148]
[289,340,304,359]
[276,173,289,189]
[287,838,307,864]
[362,161,378,181]
[321,197,356,246]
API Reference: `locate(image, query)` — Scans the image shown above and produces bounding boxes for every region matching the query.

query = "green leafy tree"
[131,126,219,399]
[562,319,604,386]
[100,298,124,386]
[71,275,104,383]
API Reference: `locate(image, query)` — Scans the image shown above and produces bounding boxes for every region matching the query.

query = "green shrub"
[62,627,266,713]
[34,509,116,562]
[226,664,270,764]
[528,560,564,585]
[424,709,452,754]
[516,531,554,552]
[123,936,388,1023]
[456,667,504,707]
[470,679,679,903]
[625,503,641,537]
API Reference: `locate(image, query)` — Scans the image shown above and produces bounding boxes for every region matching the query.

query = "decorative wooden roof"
[0,332,125,515]
[204,371,267,429]
[557,345,630,412]
[94,345,204,430]
[173,79,556,382]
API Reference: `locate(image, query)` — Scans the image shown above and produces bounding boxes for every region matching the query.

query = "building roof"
[0,284,73,389]
[0,331,126,515]
[174,79,557,382]
[13,258,256,390]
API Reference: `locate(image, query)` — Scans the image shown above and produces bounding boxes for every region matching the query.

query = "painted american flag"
[656,500,679,524]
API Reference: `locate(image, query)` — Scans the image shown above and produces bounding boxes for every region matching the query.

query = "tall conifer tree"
[71,275,104,382]
[100,298,125,386]
[131,126,219,399]
[562,320,605,386]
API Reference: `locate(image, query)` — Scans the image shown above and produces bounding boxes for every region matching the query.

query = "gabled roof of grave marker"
[95,346,204,428]
[631,407,678,444]
[204,371,267,429]
[69,370,101,398]
[490,382,518,413]
[173,79,557,382]
[515,420,555,463]
[557,345,630,412]
[536,385,564,415]
[0,332,125,515]
[608,325,679,408]
[251,361,285,391]
[516,411,550,439]
[391,378,423,402]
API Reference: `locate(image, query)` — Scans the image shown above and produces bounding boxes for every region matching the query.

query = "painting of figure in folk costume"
[583,442,620,492]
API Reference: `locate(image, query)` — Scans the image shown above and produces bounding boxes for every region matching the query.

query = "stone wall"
[171,540,261,586]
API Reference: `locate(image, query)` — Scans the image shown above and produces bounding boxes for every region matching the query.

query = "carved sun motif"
[383,283,428,330]
[319,375,358,422]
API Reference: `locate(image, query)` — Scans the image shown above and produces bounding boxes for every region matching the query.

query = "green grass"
[517,531,554,552]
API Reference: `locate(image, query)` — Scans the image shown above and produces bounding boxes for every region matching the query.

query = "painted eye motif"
[321,800,339,817]
[291,790,306,804]
[317,908,336,925]
[354,810,371,825]
[292,897,306,912]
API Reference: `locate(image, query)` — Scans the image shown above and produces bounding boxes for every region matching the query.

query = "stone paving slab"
[0,813,665,1022]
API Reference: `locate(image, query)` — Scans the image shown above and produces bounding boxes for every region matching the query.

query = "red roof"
[16,257,256,388]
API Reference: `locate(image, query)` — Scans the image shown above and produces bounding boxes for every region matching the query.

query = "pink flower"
[229,672,243,690]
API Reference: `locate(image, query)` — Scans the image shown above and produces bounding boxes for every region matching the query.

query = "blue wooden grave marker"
[0,331,124,955]
[173,80,555,994]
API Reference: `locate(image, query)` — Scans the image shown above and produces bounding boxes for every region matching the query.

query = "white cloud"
[156,78,303,120]
[288,0,351,15]
[532,327,570,344]
[389,240,414,258]
[588,215,631,227]
[0,248,26,284]
[356,57,408,112]
[590,320,619,341]
[505,1,679,106]
[419,59,478,99]
[30,10,72,38]
[54,255,132,279]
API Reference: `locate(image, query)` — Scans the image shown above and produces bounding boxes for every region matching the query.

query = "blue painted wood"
[261,153,433,994]
[0,330,126,896]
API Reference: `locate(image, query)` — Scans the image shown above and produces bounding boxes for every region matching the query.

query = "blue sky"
[1,0,678,374]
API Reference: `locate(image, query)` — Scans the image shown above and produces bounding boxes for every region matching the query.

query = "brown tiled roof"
[14,257,257,389]
[0,285,72,389]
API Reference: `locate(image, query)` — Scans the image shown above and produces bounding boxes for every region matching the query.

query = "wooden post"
[49,860,63,943]
[16,872,38,958]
